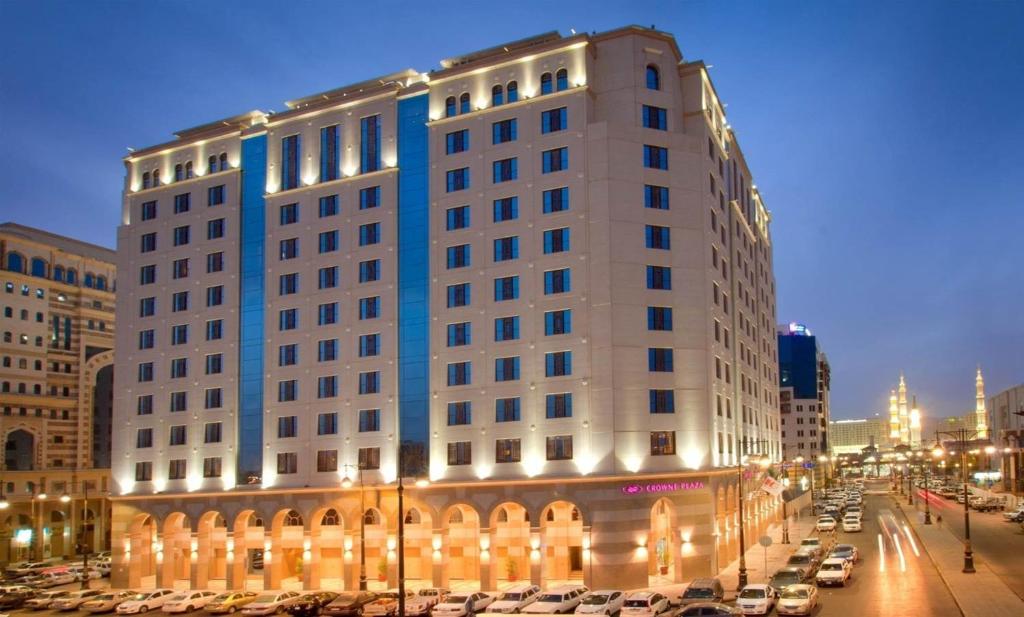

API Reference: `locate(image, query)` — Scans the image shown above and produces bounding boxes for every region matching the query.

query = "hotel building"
[111,26,782,592]
[777,323,830,482]
[0,223,115,563]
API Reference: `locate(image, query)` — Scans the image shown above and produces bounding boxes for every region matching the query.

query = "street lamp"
[936,428,980,573]
[737,449,771,590]
[396,446,428,617]
[341,464,367,590]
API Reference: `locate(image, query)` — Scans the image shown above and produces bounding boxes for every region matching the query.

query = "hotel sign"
[621,480,706,495]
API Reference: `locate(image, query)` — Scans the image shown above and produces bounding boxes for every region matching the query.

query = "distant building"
[778,323,831,469]
[829,418,890,455]
[989,383,1024,494]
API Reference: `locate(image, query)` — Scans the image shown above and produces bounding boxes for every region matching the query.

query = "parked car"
[785,551,820,575]
[489,584,541,614]
[842,516,863,532]
[405,589,448,617]
[4,562,49,578]
[242,592,302,616]
[34,569,77,588]
[286,592,339,617]
[117,590,177,614]
[775,585,818,616]
[619,592,668,617]
[679,578,725,606]
[1002,506,1024,522]
[68,565,104,581]
[768,567,811,592]
[432,592,493,617]
[323,592,377,617]
[25,590,73,610]
[163,591,219,614]
[206,592,259,614]
[82,591,138,614]
[828,544,860,564]
[51,589,106,611]
[362,591,412,617]
[816,516,837,532]
[522,587,585,614]
[734,585,777,616]
[798,538,823,558]
[574,590,625,615]
[0,590,38,610]
[677,603,742,616]
[815,558,852,587]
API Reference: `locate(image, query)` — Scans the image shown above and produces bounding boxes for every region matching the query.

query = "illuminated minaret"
[909,395,921,448]
[976,366,988,439]
[889,389,900,443]
[898,373,910,446]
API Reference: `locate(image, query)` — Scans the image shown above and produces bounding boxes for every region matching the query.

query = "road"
[914,485,1024,601]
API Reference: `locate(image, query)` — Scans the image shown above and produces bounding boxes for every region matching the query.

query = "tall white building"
[111,26,781,592]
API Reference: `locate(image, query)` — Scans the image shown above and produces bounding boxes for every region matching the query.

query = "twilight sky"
[1,0,1021,420]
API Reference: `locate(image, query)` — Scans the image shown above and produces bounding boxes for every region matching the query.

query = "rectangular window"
[544,309,571,335]
[649,389,676,414]
[206,251,224,273]
[447,322,471,347]
[446,205,470,231]
[545,351,572,377]
[648,348,674,372]
[650,431,677,456]
[359,222,380,246]
[170,324,188,345]
[545,393,573,418]
[278,380,298,402]
[494,316,520,342]
[493,236,519,261]
[544,268,571,294]
[208,184,225,206]
[447,401,471,426]
[277,452,297,474]
[358,371,379,394]
[358,409,380,432]
[168,459,187,480]
[643,145,668,170]
[279,273,299,295]
[358,447,380,470]
[205,353,222,375]
[281,134,300,190]
[647,306,673,330]
[642,105,667,130]
[358,296,380,320]
[542,187,569,213]
[140,232,156,253]
[319,194,339,217]
[318,339,338,362]
[359,333,380,357]
[135,462,153,482]
[317,412,338,435]
[495,356,520,382]
[495,438,522,463]
[546,435,573,460]
[203,457,222,478]
[446,129,469,154]
[315,450,338,473]
[138,329,154,349]
[279,238,298,260]
[139,264,156,285]
[280,203,299,225]
[318,375,338,398]
[542,147,568,173]
[496,397,521,422]
[360,115,381,173]
[137,395,153,415]
[204,388,222,409]
[320,124,340,182]
[646,265,671,290]
[359,259,380,283]
[644,185,669,210]
[447,441,472,466]
[141,201,157,221]
[318,302,338,325]
[169,425,187,446]
[541,107,567,133]
[359,186,380,210]
[173,193,191,214]
[447,283,470,308]
[278,344,298,367]
[206,285,223,307]
[446,244,470,269]
[494,276,519,301]
[173,225,190,246]
[543,228,570,254]
[172,258,189,279]
[447,361,471,386]
[318,266,339,289]
[171,291,188,312]
[169,391,187,412]
[319,230,339,253]
[446,167,469,192]
[168,359,188,380]
[492,157,518,183]
[645,225,671,249]
[279,309,298,332]
[278,416,298,438]
[136,428,152,448]
[493,197,518,222]
[492,118,517,144]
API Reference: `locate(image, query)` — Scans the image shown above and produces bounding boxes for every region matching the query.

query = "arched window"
[496,507,508,523]
[33,360,41,371]
[174,164,183,182]
[1,357,8,367]
[84,273,95,288]
[556,68,568,91]
[545,508,555,522]
[208,156,217,174]
[66,269,77,285]
[448,509,464,525]
[142,172,151,189]
[2,332,10,343]
[283,509,303,526]
[540,72,553,95]
[507,81,519,103]
[404,508,421,525]
[96,276,107,291]
[30,258,47,278]
[571,507,580,521]
[219,153,228,171]
[20,309,27,320]
[646,65,660,90]
[53,266,64,282]
[320,509,340,526]
[491,84,504,106]
[152,169,161,186]
[17,383,26,394]
[363,509,381,526]
[459,92,471,114]
[1,382,8,392]
[185,161,193,179]
[445,96,456,118]
[5,253,24,273]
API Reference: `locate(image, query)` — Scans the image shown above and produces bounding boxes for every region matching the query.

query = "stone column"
[529,527,542,586]
[432,529,448,588]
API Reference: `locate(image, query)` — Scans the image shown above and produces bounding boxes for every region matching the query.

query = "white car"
[522,587,588,614]
[488,585,540,614]
[815,516,836,532]
[431,592,492,617]
[798,537,822,557]
[842,516,862,532]
[52,590,107,611]
[117,590,176,614]
[735,585,777,616]
[163,592,218,614]
[242,592,301,616]
[575,590,625,615]
[406,589,449,617]
[620,592,668,617]
[815,558,852,587]
[845,506,863,519]
[25,591,73,610]
[364,591,416,617]
[776,585,818,616]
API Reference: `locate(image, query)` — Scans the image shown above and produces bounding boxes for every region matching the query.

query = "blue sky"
[1,0,1021,419]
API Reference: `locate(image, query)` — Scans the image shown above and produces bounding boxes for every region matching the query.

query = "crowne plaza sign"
[621,480,706,495]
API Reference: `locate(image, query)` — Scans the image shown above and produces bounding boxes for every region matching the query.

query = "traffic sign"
[758,535,773,548]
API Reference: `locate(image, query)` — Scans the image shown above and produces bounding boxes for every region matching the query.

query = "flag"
[760,475,785,497]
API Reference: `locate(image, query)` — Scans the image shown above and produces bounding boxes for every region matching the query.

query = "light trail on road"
[877,533,886,572]
[902,524,921,557]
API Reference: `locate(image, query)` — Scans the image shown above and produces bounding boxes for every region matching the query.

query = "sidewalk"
[896,495,1024,617]
[716,505,820,597]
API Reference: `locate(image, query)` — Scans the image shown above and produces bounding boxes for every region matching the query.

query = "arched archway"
[127,514,158,589]
[49,509,67,558]
[4,429,35,470]
[649,498,677,585]
[162,512,192,589]
[443,504,480,587]
[269,509,305,590]
[540,501,584,584]
[361,507,388,590]
[310,507,344,589]
[401,506,432,584]
[490,503,530,587]
[232,510,265,592]
[196,512,228,590]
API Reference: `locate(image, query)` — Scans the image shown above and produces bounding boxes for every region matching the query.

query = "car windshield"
[623,600,650,608]
[801,540,819,546]
[498,593,522,601]
[94,595,114,601]
[773,573,799,584]
[446,596,468,604]
[781,589,809,600]
[212,595,232,602]
[537,595,563,603]
[168,595,188,602]
[821,563,842,571]
[253,596,277,603]
[788,555,810,564]
[683,588,713,598]
[739,589,766,599]
[581,595,609,605]
[334,594,358,602]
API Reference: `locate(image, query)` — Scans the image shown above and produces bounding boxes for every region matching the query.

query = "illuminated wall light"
[226,550,234,563]
[575,452,597,475]
[682,449,704,470]
[432,536,442,551]
[153,478,167,493]
[302,174,317,186]
[530,536,541,551]
[479,537,490,551]
[222,473,236,491]
[264,539,272,552]
[190,550,198,563]
[386,537,397,552]
[479,549,490,563]
[530,549,541,562]
[263,550,272,564]
[303,549,312,561]
[155,550,164,564]
[186,475,203,493]
[226,539,235,552]
[523,458,545,478]
[191,539,199,553]
[343,166,358,178]
[303,538,312,551]
[475,464,493,480]
[432,549,442,563]
[623,456,643,473]
[344,538,354,551]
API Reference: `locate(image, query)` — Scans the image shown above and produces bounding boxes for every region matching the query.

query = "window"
[540,72,553,95]
[447,441,472,466]
[205,353,222,375]
[279,238,298,260]
[446,205,470,231]
[650,389,675,414]
[319,194,339,217]
[492,84,504,106]
[361,115,381,173]
[447,361,471,386]
[496,439,522,463]
[171,225,191,247]
[646,265,671,290]
[446,129,469,154]
[646,65,660,90]
[651,431,676,455]
[277,453,297,474]
[173,193,191,214]
[358,447,380,470]
[543,228,569,253]
[281,134,300,190]
[171,324,188,345]
[135,462,152,482]
[312,449,337,473]
[318,266,339,289]
[447,401,471,426]
[544,268,571,294]
[493,236,519,261]
[546,393,573,418]
[360,186,381,209]
[545,351,572,377]
[542,187,569,213]
[648,348,674,372]
[280,203,299,225]
[492,119,517,144]
[507,80,519,102]
[318,412,338,435]
[139,265,156,285]
[359,259,380,283]
[208,185,225,206]
[169,425,187,446]
[138,329,154,349]
[541,107,567,133]
[358,296,380,319]
[446,168,469,192]
[279,273,299,295]
[546,435,573,460]
[446,244,470,269]
[542,147,568,173]
[278,379,298,402]
[644,185,669,210]
[278,416,298,438]
[318,303,338,325]
[358,371,379,394]
[358,408,381,432]
[319,230,339,253]
[647,306,673,330]
[459,93,471,114]
[318,339,338,362]
[172,258,189,279]
[141,201,157,221]
[170,358,188,379]
[139,297,155,317]
[493,197,518,222]
[447,322,471,347]
[495,356,520,382]
[493,275,519,301]
[359,222,381,246]
[279,343,298,366]
[206,285,223,307]
[203,457,222,478]
[205,386,223,409]
[447,283,470,308]
[643,145,668,170]
[544,309,571,335]
[645,225,670,250]
[486,397,520,428]
[359,333,380,357]
[445,96,456,118]
[321,124,340,182]
[556,68,568,91]
[140,232,157,253]
[137,395,153,415]
[136,428,152,448]
[642,105,667,130]
[207,251,224,273]
[318,375,338,398]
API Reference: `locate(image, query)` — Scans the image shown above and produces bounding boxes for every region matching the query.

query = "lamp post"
[907,460,915,506]
[341,464,367,590]
[936,428,979,573]
[736,447,770,590]
[396,446,429,617]
[779,458,791,544]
